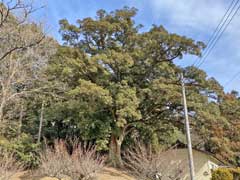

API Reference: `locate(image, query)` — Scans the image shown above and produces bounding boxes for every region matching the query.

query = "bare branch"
[0,35,45,61]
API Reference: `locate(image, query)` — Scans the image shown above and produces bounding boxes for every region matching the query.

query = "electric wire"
[192,0,237,67]
[193,0,240,68]
[196,2,240,68]
[224,71,240,87]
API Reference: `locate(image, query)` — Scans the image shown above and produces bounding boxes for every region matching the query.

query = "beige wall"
[195,162,212,180]
[185,161,218,180]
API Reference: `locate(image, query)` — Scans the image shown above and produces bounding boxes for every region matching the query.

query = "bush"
[228,168,240,180]
[0,147,22,180]
[211,168,233,180]
[11,134,40,168]
[38,140,105,180]
[124,144,186,180]
[0,134,40,169]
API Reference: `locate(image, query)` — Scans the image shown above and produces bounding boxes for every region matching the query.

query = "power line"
[192,0,239,67]
[193,1,240,89]
[224,71,240,87]
[196,2,240,68]
[192,0,237,66]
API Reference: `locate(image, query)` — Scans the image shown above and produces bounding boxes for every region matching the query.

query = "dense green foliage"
[211,168,240,180]
[211,168,233,180]
[0,134,40,168]
[47,7,207,166]
[0,5,240,169]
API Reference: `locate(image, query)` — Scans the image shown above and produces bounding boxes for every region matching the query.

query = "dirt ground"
[11,167,136,180]
[96,167,135,180]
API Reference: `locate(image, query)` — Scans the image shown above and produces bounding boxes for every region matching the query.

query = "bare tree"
[0,35,55,122]
[124,143,187,180]
[0,0,54,123]
[0,0,46,62]
[38,140,105,180]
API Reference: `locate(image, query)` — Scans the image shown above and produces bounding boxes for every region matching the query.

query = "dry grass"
[37,140,105,180]
[96,167,136,180]
[0,147,23,180]
[13,167,136,180]
[124,144,186,180]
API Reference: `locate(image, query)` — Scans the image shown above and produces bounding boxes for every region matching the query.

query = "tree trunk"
[109,133,124,168]
[18,104,24,138]
[0,98,6,122]
[37,101,44,144]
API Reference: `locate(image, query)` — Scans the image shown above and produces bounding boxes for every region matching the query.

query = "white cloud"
[146,0,240,92]
[150,0,227,30]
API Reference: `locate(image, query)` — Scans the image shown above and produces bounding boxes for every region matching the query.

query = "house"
[159,149,225,180]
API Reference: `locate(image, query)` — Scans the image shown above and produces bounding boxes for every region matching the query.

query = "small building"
[160,149,225,180]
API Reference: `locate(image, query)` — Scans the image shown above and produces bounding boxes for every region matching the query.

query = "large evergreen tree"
[47,7,207,167]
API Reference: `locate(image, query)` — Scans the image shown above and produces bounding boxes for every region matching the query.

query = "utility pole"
[180,73,195,180]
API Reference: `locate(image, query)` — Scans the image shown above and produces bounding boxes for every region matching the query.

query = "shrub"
[227,168,240,180]
[0,147,22,180]
[211,168,233,180]
[38,140,105,180]
[11,134,40,168]
[0,134,40,169]
[124,144,186,180]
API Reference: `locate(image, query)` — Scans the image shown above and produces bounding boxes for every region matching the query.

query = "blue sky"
[34,0,240,92]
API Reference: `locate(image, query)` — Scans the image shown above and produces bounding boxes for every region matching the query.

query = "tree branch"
[0,35,45,61]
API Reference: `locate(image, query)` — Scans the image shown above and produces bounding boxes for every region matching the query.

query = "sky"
[34,0,240,92]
